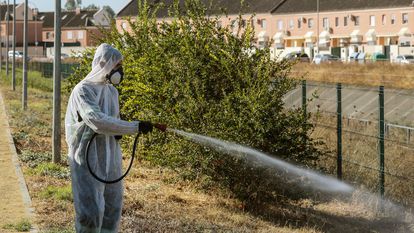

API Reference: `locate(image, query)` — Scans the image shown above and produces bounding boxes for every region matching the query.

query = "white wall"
[46,46,90,58]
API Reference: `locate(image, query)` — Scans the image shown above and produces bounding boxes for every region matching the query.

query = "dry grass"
[311,113,414,207]
[1,72,413,232]
[292,62,414,89]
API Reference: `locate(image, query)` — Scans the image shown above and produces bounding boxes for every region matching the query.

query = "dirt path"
[0,91,34,232]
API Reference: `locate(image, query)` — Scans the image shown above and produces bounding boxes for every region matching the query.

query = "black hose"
[86,133,140,184]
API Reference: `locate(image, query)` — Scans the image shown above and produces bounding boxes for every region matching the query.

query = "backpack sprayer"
[86,123,168,184]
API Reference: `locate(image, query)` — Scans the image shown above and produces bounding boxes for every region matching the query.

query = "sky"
[14,0,132,13]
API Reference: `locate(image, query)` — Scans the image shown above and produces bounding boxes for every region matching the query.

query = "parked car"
[8,50,23,58]
[49,53,70,60]
[284,52,310,62]
[371,52,387,62]
[394,55,414,64]
[312,54,340,64]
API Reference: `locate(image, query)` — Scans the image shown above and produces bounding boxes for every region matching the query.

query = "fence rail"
[11,60,79,79]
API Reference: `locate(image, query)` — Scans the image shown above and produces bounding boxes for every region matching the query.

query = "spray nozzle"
[154,123,167,132]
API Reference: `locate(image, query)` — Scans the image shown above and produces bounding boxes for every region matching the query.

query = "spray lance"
[86,123,168,184]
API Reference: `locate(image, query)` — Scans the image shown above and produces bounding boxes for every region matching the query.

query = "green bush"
[67,0,324,203]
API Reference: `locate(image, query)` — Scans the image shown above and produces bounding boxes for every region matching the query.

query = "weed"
[40,227,75,233]
[2,219,31,232]
[29,162,70,179]
[39,185,73,202]
[19,151,51,168]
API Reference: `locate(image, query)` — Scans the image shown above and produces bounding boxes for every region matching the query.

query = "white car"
[312,54,340,64]
[394,55,414,64]
[8,50,23,58]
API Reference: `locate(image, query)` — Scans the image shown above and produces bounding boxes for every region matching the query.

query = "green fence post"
[379,86,385,198]
[337,83,342,180]
[302,80,307,119]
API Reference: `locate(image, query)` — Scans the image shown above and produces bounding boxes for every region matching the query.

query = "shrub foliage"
[67,0,324,203]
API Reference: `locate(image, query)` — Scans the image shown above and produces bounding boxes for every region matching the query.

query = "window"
[289,19,294,29]
[261,19,267,29]
[354,16,360,26]
[370,15,375,26]
[308,18,314,28]
[67,31,73,39]
[46,32,50,39]
[297,18,302,29]
[403,13,408,24]
[277,20,284,30]
[382,15,386,25]
[78,31,84,39]
[391,14,396,24]
[323,17,329,29]
[335,17,339,27]
[121,22,127,29]
[344,16,348,26]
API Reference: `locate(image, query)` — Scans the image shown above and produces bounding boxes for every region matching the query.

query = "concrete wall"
[46,46,89,58]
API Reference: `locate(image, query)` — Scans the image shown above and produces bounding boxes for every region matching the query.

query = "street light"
[28,1,38,57]
[316,0,319,55]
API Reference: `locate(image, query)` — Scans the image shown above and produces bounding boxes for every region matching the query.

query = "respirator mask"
[106,66,124,85]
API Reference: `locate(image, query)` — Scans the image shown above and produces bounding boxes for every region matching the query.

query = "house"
[270,0,414,60]
[39,7,111,48]
[0,3,43,47]
[116,0,414,61]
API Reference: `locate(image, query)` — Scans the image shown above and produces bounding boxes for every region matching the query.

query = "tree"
[84,4,99,10]
[103,5,115,18]
[65,0,82,10]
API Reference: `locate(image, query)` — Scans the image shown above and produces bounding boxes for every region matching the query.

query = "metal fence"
[285,81,414,205]
[13,60,79,79]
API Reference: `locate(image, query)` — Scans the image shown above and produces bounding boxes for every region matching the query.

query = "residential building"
[39,8,111,48]
[116,0,414,61]
[0,3,43,46]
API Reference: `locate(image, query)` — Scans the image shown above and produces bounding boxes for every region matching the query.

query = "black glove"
[139,121,153,134]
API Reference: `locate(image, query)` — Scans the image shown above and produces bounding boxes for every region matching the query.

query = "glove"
[138,121,153,134]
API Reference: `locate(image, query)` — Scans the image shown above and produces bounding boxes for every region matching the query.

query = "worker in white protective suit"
[65,43,153,233]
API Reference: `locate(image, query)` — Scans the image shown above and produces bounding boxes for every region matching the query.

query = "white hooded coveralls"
[65,43,139,233]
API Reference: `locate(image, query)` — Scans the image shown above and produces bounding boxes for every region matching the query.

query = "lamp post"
[6,0,8,77]
[0,2,2,73]
[316,0,320,55]
[28,1,38,57]
[53,0,61,163]
[23,0,28,110]
[12,0,15,91]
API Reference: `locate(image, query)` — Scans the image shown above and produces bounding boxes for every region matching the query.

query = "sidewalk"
[0,91,36,232]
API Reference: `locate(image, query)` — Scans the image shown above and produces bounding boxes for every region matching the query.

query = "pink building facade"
[117,0,414,60]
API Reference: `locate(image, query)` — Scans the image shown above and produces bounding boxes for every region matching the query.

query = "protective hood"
[82,43,123,83]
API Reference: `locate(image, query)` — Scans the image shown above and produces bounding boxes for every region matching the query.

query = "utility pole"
[11,0,15,91]
[6,0,9,78]
[52,0,61,163]
[316,0,320,55]
[22,0,28,110]
[0,2,2,75]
